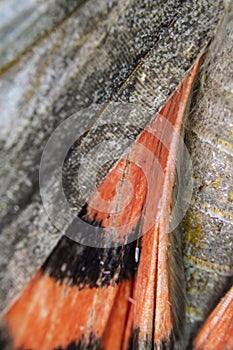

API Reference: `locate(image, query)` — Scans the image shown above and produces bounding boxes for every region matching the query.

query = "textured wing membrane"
[0,1,232,350]
[3,59,200,350]
[0,0,224,312]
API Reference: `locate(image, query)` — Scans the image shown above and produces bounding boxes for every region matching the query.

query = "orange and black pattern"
[3,58,200,350]
[0,1,233,350]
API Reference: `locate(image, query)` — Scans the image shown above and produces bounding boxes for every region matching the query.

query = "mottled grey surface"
[182,2,233,347]
[0,0,226,331]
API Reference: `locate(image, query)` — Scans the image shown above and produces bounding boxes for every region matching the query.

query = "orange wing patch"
[5,271,133,349]
[193,286,233,350]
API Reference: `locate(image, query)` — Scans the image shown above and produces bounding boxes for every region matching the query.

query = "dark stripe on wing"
[42,236,140,288]
[54,333,103,350]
